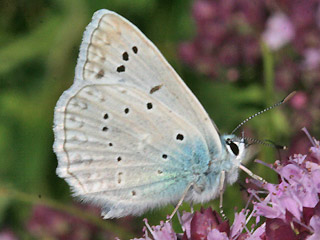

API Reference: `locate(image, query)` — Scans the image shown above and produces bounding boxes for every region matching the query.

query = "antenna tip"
[283,91,297,103]
[275,144,287,150]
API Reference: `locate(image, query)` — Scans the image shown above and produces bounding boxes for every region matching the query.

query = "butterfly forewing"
[76,10,221,153]
[54,9,223,218]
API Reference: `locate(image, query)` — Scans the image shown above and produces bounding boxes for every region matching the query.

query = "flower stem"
[261,41,274,104]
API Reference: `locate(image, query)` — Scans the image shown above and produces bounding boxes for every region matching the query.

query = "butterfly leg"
[239,164,267,183]
[176,210,182,224]
[190,203,194,214]
[167,182,193,222]
[219,170,227,219]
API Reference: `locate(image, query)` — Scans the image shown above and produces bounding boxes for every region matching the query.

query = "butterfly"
[53,9,261,219]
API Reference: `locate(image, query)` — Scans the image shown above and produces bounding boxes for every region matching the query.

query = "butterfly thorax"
[189,134,247,203]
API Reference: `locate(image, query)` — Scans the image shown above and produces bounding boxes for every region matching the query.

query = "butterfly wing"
[54,10,222,218]
[74,9,221,152]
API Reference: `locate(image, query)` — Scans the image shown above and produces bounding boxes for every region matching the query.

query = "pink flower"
[262,12,295,50]
[134,208,262,240]
[193,0,217,21]
[308,215,320,240]
[179,0,320,143]
[302,48,320,70]
[189,208,230,240]
[179,0,266,81]
[144,219,176,240]
[251,128,320,239]
[181,212,193,238]
[230,211,246,239]
[0,230,18,240]
[27,204,111,239]
[178,42,198,65]
[290,92,308,110]
[265,218,297,239]
[207,229,229,240]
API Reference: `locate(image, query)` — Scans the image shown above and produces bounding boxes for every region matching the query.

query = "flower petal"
[265,218,297,240]
[207,229,229,240]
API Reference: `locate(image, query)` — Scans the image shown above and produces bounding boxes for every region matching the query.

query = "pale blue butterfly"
[53,9,266,219]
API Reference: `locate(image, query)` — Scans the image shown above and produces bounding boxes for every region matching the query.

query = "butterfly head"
[221,134,247,161]
[218,134,249,185]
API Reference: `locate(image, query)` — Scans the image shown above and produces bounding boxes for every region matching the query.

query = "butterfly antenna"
[264,139,287,161]
[244,137,287,150]
[231,91,296,135]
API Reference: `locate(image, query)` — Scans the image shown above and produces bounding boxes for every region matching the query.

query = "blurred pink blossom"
[0,230,18,240]
[27,204,113,240]
[262,12,295,50]
[179,0,266,80]
[290,91,308,110]
[179,1,320,141]
[302,48,320,70]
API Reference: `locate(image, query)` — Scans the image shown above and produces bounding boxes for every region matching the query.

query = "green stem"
[261,41,275,105]
[0,185,135,239]
[259,41,277,180]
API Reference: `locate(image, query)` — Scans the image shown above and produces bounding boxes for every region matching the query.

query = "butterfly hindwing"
[55,83,212,217]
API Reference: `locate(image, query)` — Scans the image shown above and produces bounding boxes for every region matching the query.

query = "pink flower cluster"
[131,129,320,240]
[250,128,320,240]
[133,209,265,240]
[179,0,266,80]
[179,0,320,143]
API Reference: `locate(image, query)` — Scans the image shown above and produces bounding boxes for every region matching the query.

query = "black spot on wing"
[146,102,153,110]
[117,65,125,73]
[122,52,129,61]
[150,84,163,94]
[176,134,184,141]
[132,46,138,54]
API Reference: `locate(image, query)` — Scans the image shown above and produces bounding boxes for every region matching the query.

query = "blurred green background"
[1,0,318,239]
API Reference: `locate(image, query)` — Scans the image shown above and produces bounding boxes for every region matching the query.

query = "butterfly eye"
[226,139,239,156]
